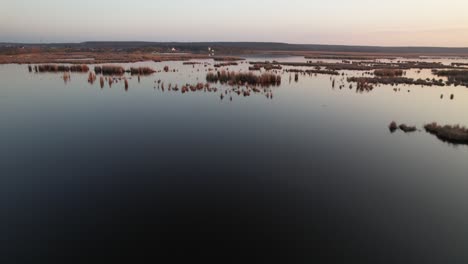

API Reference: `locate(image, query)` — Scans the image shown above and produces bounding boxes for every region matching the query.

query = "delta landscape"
[2,1,468,263]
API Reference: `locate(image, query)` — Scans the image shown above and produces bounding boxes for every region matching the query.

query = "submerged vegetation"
[206,71,281,86]
[424,123,468,145]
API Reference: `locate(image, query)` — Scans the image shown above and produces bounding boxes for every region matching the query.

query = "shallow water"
[1,58,468,263]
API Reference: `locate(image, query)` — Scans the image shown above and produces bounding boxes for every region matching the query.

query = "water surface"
[1,58,468,263]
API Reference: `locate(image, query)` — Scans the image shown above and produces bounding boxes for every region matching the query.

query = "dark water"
[1,58,468,263]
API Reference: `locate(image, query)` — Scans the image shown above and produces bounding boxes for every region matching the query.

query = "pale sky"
[1,0,468,46]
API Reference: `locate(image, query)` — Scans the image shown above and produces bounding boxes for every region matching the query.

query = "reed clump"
[206,71,281,86]
[432,70,468,87]
[374,69,404,77]
[347,77,445,87]
[130,67,156,75]
[389,121,398,133]
[88,72,96,84]
[285,69,340,75]
[214,62,239,68]
[399,124,417,133]
[36,64,89,73]
[424,123,468,144]
[95,65,125,75]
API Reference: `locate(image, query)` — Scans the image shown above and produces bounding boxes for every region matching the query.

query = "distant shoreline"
[1,41,468,64]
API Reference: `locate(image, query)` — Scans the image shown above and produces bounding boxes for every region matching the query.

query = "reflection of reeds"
[124,78,129,91]
[424,123,468,144]
[88,72,96,84]
[63,72,71,83]
[100,76,104,88]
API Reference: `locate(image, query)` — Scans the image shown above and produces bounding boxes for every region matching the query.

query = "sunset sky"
[1,0,468,46]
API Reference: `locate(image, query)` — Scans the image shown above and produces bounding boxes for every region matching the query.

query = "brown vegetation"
[389,122,398,133]
[95,65,125,75]
[399,124,417,133]
[432,70,468,87]
[206,71,281,87]
[285,69,340,75]
[36,64,89,73]
[129,67,156,75]
[347,77,445,87]
[213,57,244,61]
[424,123,468,144]
[214,62,239,68]
[374,69,404,77]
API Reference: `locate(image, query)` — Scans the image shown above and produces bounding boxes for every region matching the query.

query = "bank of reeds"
[347,77,445,87]
[374,69,404,77]
[36,64,89,73]
[214,62,238,68]
[285,69,340,75]
[130,67,156,75]
[94,65,125,75]
[206,71,281,86]
[424,123,468,144]
[432,70,468,87]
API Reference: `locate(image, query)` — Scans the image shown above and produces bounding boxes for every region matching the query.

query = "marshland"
[5,0,468,260]
[3,53,468,263]
[17,55,468,144]
[0,52,468,262]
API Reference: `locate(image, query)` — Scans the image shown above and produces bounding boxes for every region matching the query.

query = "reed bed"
[214,62,239,68]
[36,64,89,73]
[285,69,340,75]
[94,65,125,75]
[347,77,445,87]
[374,69,404,77]
[424,123,468,144]
[213,57,244,61]
[206,71,281,86]
[129,67,156,75]
[249,61,462,71]
[249,63,282,71]
[432,70,468,87]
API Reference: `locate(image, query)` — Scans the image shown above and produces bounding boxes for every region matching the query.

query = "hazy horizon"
[1,0,468,47]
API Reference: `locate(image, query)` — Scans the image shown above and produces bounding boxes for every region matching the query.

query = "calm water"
[1,57,468,263]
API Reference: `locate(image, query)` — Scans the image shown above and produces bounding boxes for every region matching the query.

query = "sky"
[1,0,468,47]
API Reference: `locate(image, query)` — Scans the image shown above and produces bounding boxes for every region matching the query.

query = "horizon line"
[2,41,468,49]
